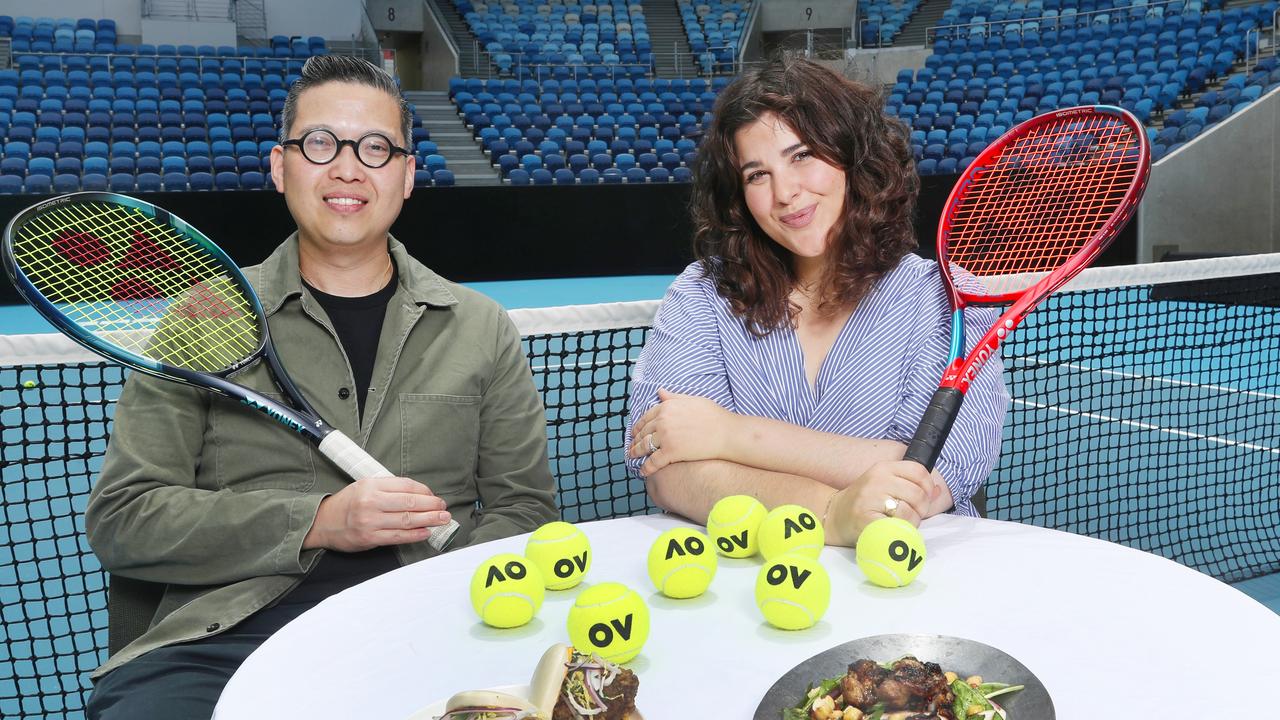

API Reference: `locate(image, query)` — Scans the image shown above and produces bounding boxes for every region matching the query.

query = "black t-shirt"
[225,265,404,638]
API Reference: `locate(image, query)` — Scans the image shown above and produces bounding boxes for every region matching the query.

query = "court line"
[1011,358,1280,401]
[1012,397,1280,455]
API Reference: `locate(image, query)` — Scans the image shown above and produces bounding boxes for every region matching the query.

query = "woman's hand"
[823,460,942,546]
[628,388,735,476]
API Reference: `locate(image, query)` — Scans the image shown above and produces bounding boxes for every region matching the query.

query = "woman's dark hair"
[691,56,920,336]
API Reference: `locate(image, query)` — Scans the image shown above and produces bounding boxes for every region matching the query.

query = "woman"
[624,57,1008,546]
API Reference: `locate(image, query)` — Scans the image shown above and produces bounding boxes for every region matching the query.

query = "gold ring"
[884,497,900,516]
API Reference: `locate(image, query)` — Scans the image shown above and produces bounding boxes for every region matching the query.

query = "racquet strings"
[9,200,260,373]
[947,112,1143,298]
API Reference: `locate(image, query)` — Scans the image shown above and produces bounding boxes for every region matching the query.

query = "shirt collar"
[257,232,459,315]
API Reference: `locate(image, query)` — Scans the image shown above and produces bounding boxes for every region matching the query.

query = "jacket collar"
[256,232,459,315]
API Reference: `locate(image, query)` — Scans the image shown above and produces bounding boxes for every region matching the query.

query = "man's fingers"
[373,491,446,513]
[373,509,451,531]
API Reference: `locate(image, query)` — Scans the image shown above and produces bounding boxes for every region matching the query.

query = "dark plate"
[753,634,1054,719]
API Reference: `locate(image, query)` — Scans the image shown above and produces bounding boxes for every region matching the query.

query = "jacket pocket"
[400,393,481,498]
[208,392,316,491]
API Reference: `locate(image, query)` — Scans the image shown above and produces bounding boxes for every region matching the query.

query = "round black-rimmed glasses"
[280,128,410,169]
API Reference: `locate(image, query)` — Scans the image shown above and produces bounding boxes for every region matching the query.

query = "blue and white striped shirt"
[625,254,1010,516]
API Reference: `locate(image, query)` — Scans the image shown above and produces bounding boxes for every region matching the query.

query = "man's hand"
[824,460,941,546]
[628,388,735,476]
[304,476,451,552]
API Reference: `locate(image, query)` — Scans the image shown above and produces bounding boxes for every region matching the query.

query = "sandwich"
[436,689,545,720]
[529,643,640,720]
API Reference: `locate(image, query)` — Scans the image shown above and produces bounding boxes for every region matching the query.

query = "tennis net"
[4,252,1280,718]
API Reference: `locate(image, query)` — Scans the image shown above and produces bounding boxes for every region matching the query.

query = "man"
[85,55,559,718]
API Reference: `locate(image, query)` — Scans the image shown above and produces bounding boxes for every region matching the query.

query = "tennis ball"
[22,380,37,388]
[755,554,831,630]
[757,504,825,560]
[525,521,591,590]
[647,527,717,598]
[855,517,927,588]
[706,494,766,558]
[469,553,545,628]
[566,582,649,663]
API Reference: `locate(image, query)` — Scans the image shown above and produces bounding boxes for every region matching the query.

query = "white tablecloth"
[214,514,1280,718]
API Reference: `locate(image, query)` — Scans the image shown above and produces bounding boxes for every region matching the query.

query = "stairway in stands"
[642,0,692,76]
[894,0,951,47]
[429,0,498,78]
[404,91,501,186]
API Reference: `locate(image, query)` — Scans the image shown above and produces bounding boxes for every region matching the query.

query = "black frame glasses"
[280,128,410,169]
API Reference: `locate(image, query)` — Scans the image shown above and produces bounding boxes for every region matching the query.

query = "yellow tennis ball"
[22,380,37,389]
[856,517,927,588]
[754,553,831,630]
[525,521,591,590]
[647,527,717,598]
[566,582,650,663]
[706,494,766,558]
[757,504,825,560]
[469,553,545,628]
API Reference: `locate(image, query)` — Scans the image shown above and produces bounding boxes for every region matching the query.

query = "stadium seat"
[214,171,240,190]
[508,169,531,185]
[432,169,455,186]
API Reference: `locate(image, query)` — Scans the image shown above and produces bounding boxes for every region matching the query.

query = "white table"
[214,514,1280,718]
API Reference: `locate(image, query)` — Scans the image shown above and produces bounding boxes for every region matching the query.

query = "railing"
[424,0,461,76]
[923,0,1184,47]
[736,0,762,72]
[1245,10,1278,73]
[142,0,234,22]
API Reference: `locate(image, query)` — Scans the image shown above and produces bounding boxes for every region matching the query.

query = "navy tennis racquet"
[2,191,460,550]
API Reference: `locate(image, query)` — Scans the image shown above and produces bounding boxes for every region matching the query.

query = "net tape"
[4,252,1280,717]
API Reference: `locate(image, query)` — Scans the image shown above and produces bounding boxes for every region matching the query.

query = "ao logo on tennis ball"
[664,533,705,559]
[586,614,637,648]
[552,553,588,580]
[483,559,528,586]
[764,561,815,590]
[886,540,924,572]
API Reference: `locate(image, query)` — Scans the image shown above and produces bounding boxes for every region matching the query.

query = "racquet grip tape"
[903,387,965,472]
[318,430,460,551]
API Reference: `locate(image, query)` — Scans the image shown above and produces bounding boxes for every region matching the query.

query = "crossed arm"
[628,390,953,546]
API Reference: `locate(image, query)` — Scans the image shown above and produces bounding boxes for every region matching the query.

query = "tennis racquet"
[2,191,460,550]
[904,106,1151,472]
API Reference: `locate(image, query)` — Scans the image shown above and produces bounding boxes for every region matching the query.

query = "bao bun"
[529,643,573,714]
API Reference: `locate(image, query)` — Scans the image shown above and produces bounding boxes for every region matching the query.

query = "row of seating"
[0,15,328,58]
[0,170,268,193]
[860,0,923,46]
[507,165,689,183]
[456,0,653,78]
[679,0,752,73]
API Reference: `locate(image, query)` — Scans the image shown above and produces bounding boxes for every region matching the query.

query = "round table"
[213,513,1280,718]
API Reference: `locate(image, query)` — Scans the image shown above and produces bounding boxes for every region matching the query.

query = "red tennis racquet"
[904,105,1151,471]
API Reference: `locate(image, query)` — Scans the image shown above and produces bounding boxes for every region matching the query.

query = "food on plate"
[784,655,1024,720]
[435,689,544,720]
[530,643,640,720]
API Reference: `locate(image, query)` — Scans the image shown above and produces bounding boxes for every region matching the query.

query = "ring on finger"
[646,433,659,455]
[884,497,900,517]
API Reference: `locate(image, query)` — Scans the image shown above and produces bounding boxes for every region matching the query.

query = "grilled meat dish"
[842,656,956,717]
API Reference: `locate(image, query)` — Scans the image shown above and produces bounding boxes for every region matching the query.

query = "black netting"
[4,269,1280,716]
[1,362,120,720]
[989,272,1280,582]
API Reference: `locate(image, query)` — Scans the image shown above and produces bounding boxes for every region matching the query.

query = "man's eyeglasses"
[280,128,410,169]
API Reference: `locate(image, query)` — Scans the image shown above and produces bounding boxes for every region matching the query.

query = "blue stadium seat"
[188,171,214,190]
[214,171,240,190]
[0,175,21,194]
[414,169,432,188]
[432,169,455,187]
[553,168,577,185]
[578,168,601,184]
[162,172,188,191]
[240,171,264,189]
[672,166,692,182]
[508,169,531,185]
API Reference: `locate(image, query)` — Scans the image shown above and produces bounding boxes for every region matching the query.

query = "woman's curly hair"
[690,56,920,336]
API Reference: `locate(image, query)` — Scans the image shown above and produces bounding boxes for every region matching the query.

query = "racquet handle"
[903,387,966,472]
[317,430,460,551]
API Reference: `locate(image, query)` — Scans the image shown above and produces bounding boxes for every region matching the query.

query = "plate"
[408,683,646,720]
[753,634,1055,719]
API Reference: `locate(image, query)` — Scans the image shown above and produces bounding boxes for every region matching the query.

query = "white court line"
[1012,397,1280,456]
[1011,357,1280,402]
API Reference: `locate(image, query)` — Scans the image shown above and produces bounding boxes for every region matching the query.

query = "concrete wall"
[760,0,852,31]
[141,18,235,46]
[0,0,142,35]
[420,0,459,89]
[1138,87,1280,261]
[836,46,933,85]
[368,0,424,32]
[264,0,363,40]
